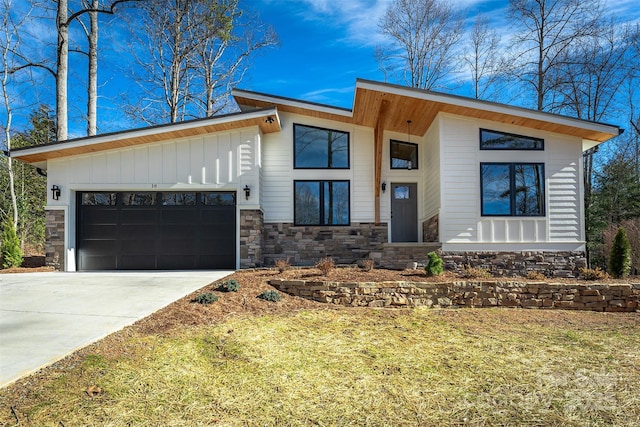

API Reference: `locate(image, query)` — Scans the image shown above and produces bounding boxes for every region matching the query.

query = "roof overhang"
[11,108,281,165]
[233,80,621,146]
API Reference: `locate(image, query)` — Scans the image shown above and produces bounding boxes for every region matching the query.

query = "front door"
[391,183,418,242]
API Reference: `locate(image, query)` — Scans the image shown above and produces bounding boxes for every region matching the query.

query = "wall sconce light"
[243,184,251,200]
[51,185,61,201]
[381,181,387,193]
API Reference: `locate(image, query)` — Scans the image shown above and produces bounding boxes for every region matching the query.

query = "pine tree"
[1,217,23,268]
[609,227,631,279]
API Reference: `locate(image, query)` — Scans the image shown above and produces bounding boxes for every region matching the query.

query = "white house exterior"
[11,80,620,275]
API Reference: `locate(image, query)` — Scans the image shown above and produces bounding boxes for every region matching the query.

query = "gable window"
[294,124,349,168]
[294,180,350,225]
[390,140,418,169]
[480,129,544,150]
[481,163,545,216]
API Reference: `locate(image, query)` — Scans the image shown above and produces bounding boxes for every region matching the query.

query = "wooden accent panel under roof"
[12,113,281,164]
[233,94,355,125]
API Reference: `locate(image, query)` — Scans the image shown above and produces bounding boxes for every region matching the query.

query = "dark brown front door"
[391,183,418,242]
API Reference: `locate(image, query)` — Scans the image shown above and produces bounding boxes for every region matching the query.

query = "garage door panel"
[80,224,118,239]
[82,209,118,224]
[79,255,117,270]
[78,191,236,270]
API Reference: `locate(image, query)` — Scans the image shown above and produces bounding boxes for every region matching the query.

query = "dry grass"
[1,268,639,426]
[1,307,638,426]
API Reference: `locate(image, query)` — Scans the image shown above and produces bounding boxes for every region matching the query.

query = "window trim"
[390,139,419,170]
[293,123,350,169]
[293,180,351,226]
[480,162,546,217]
[479,128,544,151]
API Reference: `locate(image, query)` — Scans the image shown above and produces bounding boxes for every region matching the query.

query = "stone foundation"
[441,251,587,278]
[422,214,439,242]
[262,223,388,266]
[269,278,640,312]
[370,243,441,270]
[240,209,264,268]
[45,209,65,271]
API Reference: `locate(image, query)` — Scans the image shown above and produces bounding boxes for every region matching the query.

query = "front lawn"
[1,296,638,425]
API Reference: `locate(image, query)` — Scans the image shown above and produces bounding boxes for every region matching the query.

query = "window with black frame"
[294,180,350,225]
[481,163,545,216]
[480,129,544,150]
[390,140,418,169]
[294,124,349,168]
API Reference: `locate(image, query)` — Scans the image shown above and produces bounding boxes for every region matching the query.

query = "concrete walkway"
[0,270,232,387]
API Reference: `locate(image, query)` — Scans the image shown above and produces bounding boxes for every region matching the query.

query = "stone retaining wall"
[269,279,640,312]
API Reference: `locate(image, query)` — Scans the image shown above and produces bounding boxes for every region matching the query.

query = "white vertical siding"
[46,127,261,206]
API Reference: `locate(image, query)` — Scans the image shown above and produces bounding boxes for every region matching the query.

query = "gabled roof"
[234,79,621,144]
[11,108,281,165]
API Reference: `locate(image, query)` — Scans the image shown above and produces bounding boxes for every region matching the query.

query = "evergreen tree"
[1,216,22,268]
[609,227,631,278]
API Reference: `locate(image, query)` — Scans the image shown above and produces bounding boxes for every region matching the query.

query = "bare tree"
[0,0,39,228]
[191,5,277,117]
[376,0,463,90]
[463,15,502,100]
[508,0,603,111]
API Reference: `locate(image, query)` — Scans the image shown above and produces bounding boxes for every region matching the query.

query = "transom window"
[294,180,350,225]
[481,163,545,216]
[480,129,544,150]
[294,124,349,169]
[390,140,418,169]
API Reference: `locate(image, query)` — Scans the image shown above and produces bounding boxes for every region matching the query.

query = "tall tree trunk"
[87,0,98,136]
[56,0,69,140]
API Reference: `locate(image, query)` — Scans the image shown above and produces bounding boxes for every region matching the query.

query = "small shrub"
[316,257,334,275]
[360,259,375,272]
[1,217,23,269]
[526,270,546,280]
[193,292,218,305]
[216,279,240,292]
[425,251,443,277]
[461,265,492,279]
[274,258,291,273]
[580,267,608,281]
[257,290,281,302]
[609,227,631,279]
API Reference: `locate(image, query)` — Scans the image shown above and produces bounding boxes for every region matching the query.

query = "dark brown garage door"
[77,191,236,270]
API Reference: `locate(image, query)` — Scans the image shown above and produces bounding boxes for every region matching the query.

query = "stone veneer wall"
[422,214,439,242]
[45,209,65,271]
[442,251,587,278]
[239,209,264,268]
[269,279,640,312]
[262,223,388,266]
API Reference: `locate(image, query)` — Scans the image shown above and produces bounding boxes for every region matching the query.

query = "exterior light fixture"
[51,185,61,200]
[265,116,275,124]
[381,181,387,193]
[243,184,251,200]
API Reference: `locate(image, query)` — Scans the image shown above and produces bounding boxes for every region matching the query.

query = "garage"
[76,191,236,270]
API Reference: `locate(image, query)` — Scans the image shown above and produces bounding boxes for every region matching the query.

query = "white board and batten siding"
[438,113,585,252]
[261,112,375,223]
[46,128,262,207]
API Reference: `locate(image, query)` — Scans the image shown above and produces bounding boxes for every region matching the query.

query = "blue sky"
[4,0,640,137]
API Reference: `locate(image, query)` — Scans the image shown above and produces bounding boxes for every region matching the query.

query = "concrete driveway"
[0,270,232,387]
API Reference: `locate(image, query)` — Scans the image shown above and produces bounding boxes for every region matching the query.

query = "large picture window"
[480,129,544,150]
[294,180,350,225]
[294,124,349,168]
[481,163,545,216]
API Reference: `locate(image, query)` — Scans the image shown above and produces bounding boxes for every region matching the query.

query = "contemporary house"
[11,79,621,274]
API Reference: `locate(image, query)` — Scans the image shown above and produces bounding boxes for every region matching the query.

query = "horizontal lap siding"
[441,115,478,243]
[422,120,440,220]
[440,114,584,247]
[261,112,374,223]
